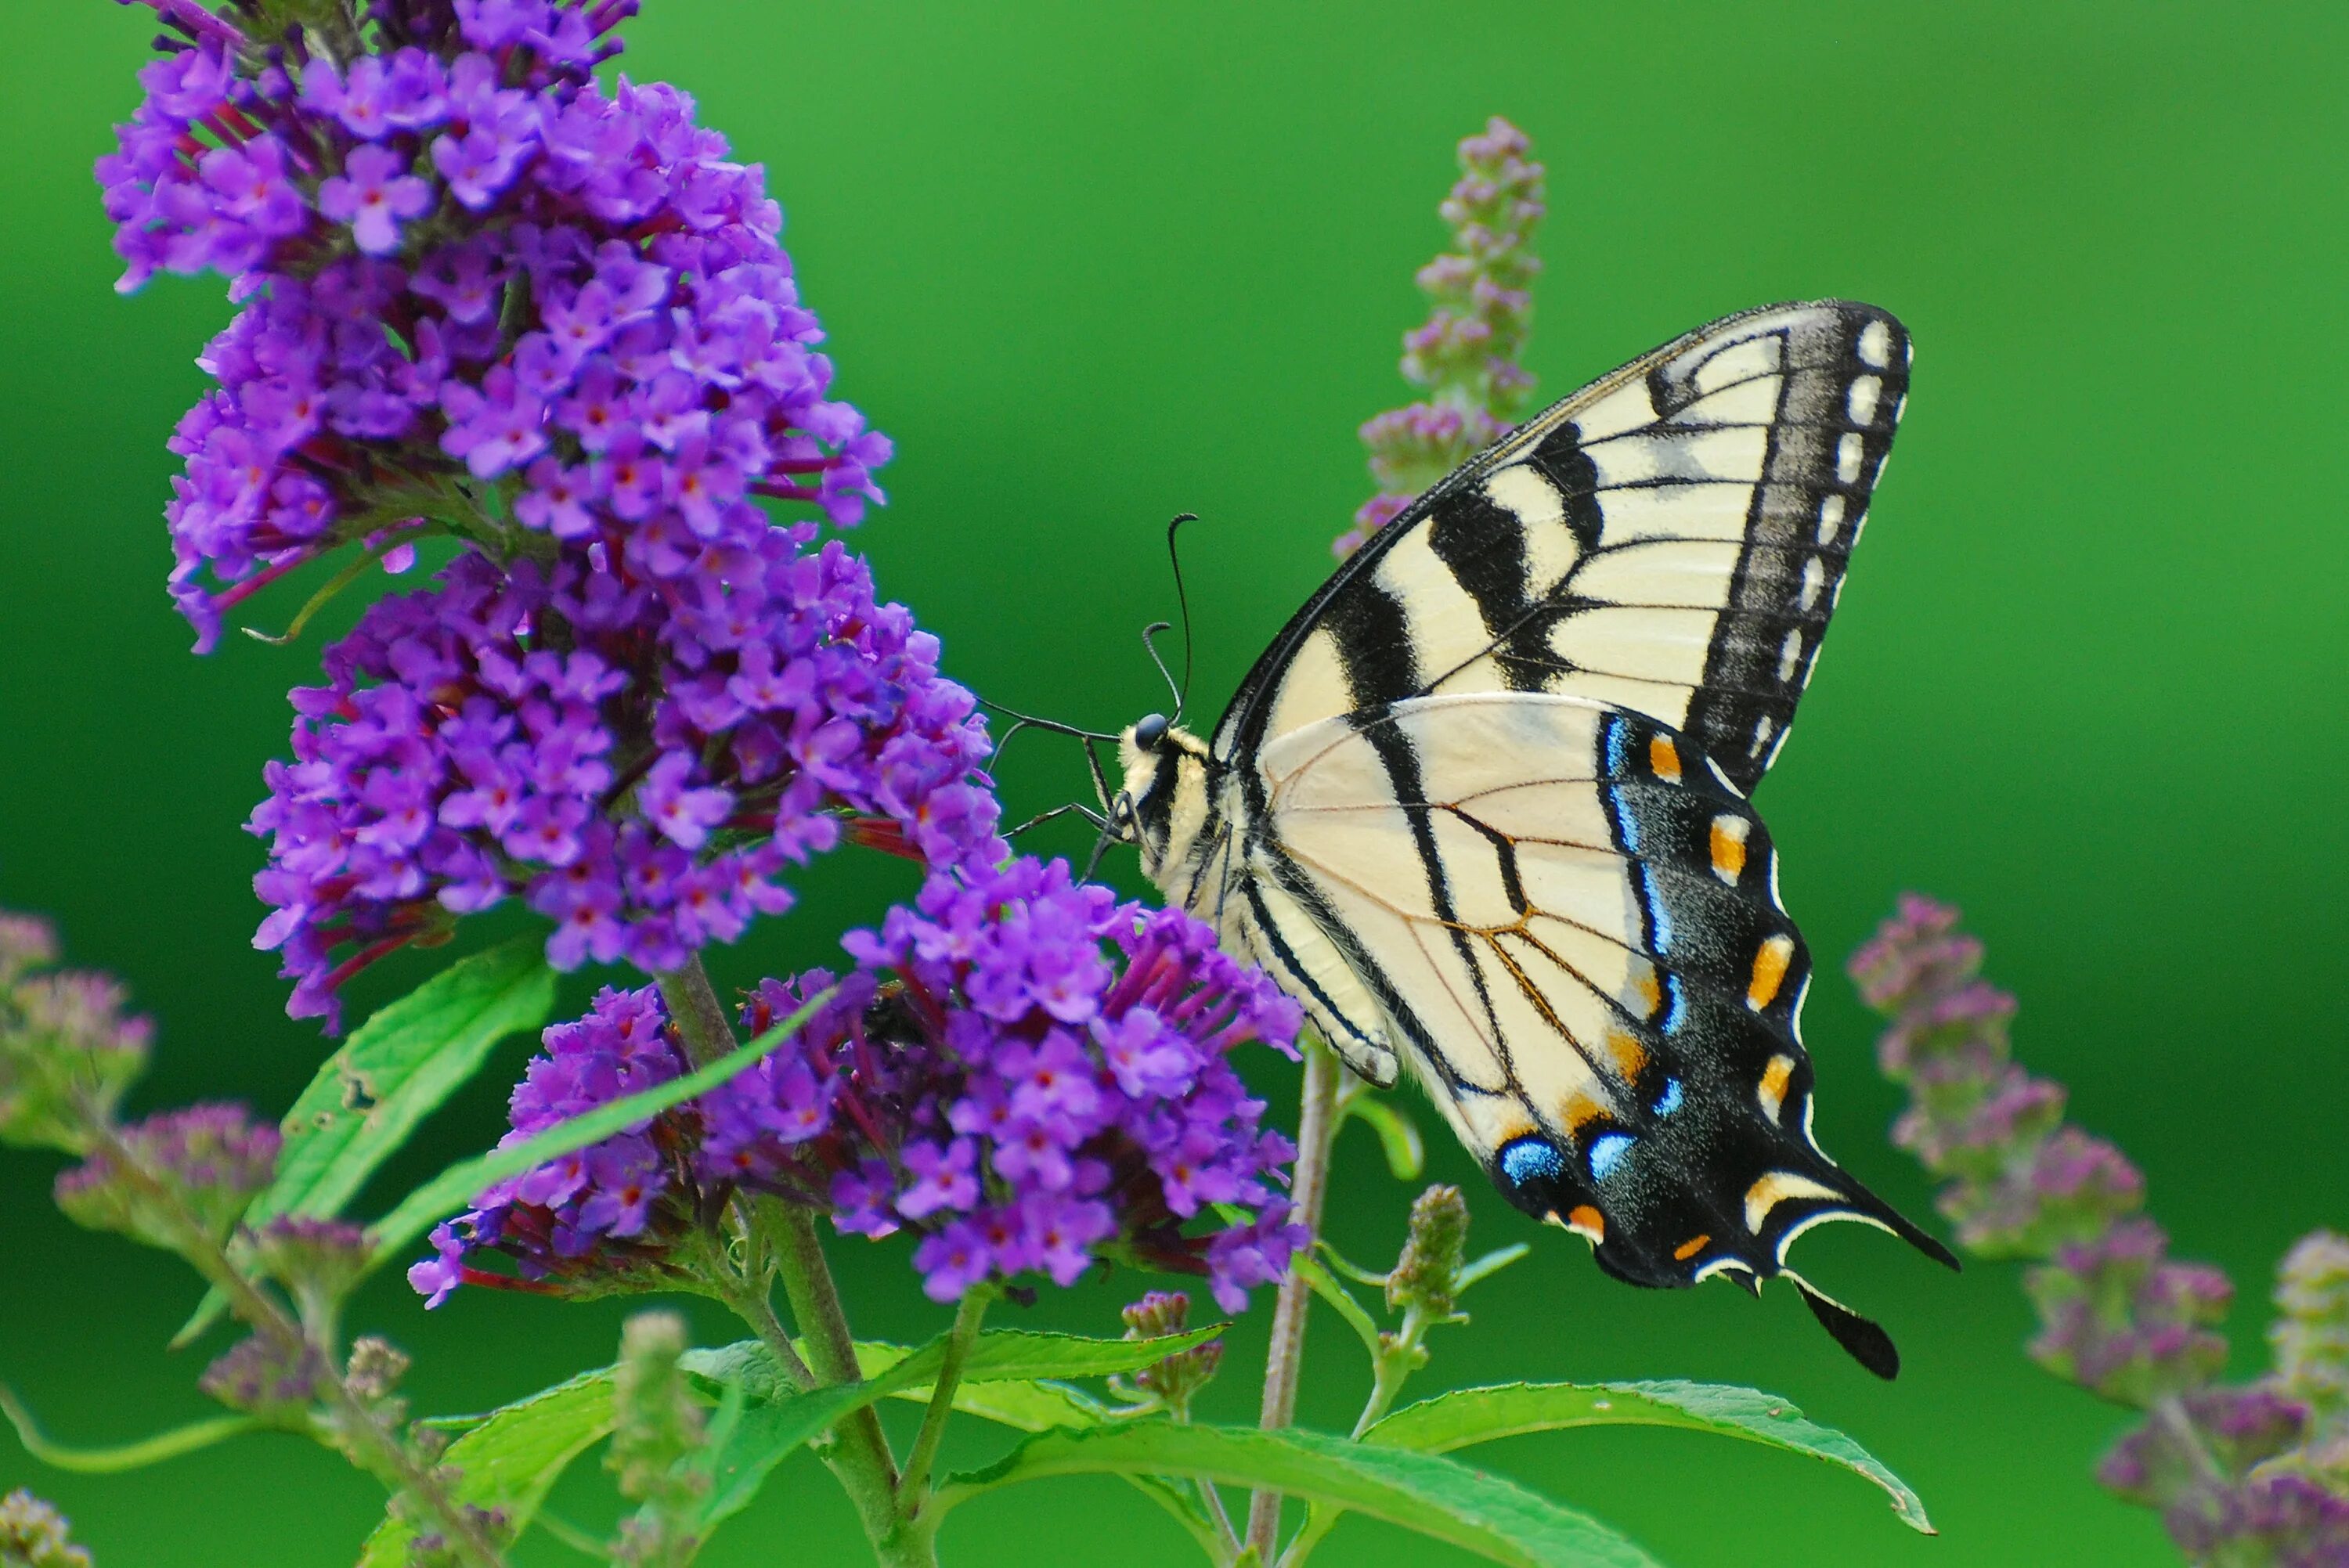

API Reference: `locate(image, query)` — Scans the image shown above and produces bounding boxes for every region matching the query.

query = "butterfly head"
[1113,712,1215,887]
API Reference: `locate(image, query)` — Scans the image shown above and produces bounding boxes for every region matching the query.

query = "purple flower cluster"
[1853,895,2349,1566]
[99,1,991,1028]
[842,858,1306,1309]
[2100,1387,2349,1568]
[413,857,1307,1314]
[101,3,891,653]
[54,1103,280,1251]
[1336,116,1544,557]
[410,983,705,1303]
[1853,896,2230,1401]
[2275,1232,2349,1446]
[0,914,153,1155]
[251,532,999,1026]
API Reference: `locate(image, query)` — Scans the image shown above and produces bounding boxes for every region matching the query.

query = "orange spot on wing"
[1566,1206,1606,1243]
[1757,1053,1795,1123]
[1559,1092,1605,1135]
[1746,935,1795,1011]
[1630,961,1663,1021]
[1605,1029,1648,1081]
[1673,1234,1712,1262]
[1709,816,1749,884]
[1647,735,1683,783]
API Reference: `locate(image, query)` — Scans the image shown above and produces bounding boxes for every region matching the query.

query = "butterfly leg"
[1005,800,1113,839]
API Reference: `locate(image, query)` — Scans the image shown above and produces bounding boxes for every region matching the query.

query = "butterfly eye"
[1132,713,1170,752]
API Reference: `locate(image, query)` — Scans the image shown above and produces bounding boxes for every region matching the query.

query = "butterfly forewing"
[1214,301,1910,791]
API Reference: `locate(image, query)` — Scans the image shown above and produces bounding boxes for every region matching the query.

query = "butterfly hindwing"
[1214,301,1909,792]
[1242,690,1950,1292]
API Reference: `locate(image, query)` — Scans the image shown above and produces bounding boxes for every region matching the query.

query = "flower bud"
[1387,1184,1470,1319]
[2025,1218,2229,1405]
[1342,117,1543,557]
[0,917,58,987]
[346,1336,413,1405]
[1120,1292,1222,1415]
[200,1333,324,1424]
[609,1310,708,1565]
[2273,1230,2349,1439]
[0,1490,90,1568]
[251,1215,373,1321]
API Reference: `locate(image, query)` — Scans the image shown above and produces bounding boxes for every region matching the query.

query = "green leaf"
[948,1326,1227,1383]
[0,1385,260,1472]
[1292,1253,1384,1362]
[1455,1243,1532,1296]
[1365,1380,1932,1533]
[680,1325,1223,1404]
[682,1325,1224,1530]
[175,940,554,1345]
[695,1376,882,1527]
[365,986,835,1272]
[357,1368,615,1566]
[889,1377,1108,1433]
[933,1422,1662,1568]
[1343,1094,1425,1181]
[1120,1473,1228,1563]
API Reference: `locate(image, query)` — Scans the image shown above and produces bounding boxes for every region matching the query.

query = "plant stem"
[717,1271,817,1397]
[655,957,926,1567]
[1350,1302,1434,1440]
[652,960,741,1070]
[1243,1032,1345,1560]
[770,1200,924,1563]
[897,1285,990,1512]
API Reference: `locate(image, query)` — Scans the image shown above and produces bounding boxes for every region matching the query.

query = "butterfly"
[1089,300,1957,1377]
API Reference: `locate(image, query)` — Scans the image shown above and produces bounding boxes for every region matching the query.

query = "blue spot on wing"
[1633,864,1673,953]
[1661,972,1688,1033]
[1604,715,1632,778]
[1651,1078,1684,1117]
[1587,1132,1636,1182]
[1499,1137,1564,1190]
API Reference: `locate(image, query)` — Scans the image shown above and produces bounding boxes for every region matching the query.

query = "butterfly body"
[1110,301,1954,1375]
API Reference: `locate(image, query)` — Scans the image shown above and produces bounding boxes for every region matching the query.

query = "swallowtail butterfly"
[1103,301,1956,1376]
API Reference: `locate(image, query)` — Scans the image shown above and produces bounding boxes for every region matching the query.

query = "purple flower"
[249,535,999,1029]
[100,14,899,664]
[319,145,434,256]
[439,365,548,478]
[417,862,1304,1311]
[1338,117,1543,557]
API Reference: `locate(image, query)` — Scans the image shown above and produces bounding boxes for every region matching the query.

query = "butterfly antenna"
[1164,512,1198,723]
[1141,621,1182,715]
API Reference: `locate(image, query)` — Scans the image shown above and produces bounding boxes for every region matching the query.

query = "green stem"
[897,1285,990,1514]
[1279,1303,1442,1567]
[1244,1032,1346,1561]
[716,1267,817,1397]
[651,960,742,1071]
[652,959,924,1566]
[770,1201,923,1564]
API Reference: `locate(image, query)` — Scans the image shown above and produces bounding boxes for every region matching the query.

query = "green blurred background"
[3,1,2344,1562]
